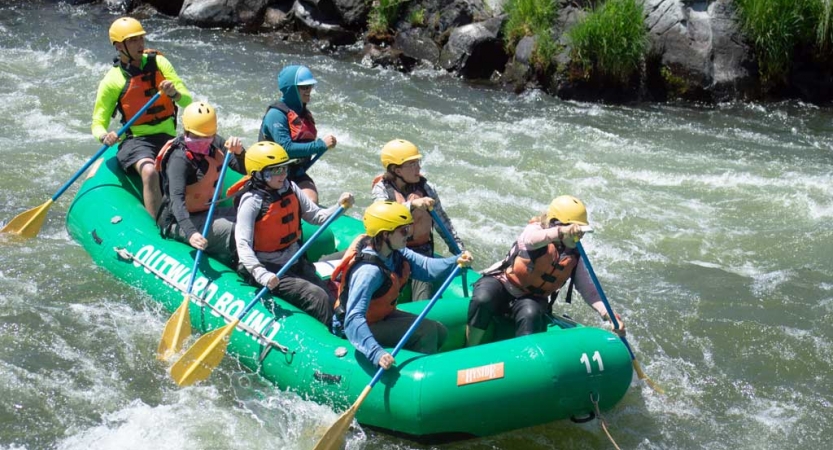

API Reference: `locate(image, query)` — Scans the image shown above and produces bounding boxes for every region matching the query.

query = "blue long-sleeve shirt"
[260,108,327,163]
[344,248,458,366]
[259,64,328,175]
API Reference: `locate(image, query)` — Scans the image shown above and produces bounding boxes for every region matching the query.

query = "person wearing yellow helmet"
[465,196,625,347]
[155,102,247,263]
[229,141,354,328]
[329,201,473,369]
[92,17,192,217]
[259,65,337,204]
[371,139,466,302]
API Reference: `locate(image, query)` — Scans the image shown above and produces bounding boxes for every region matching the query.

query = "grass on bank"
[368,0,405,36]
[818,0,833,51]
[567,0,647,82]
[735,0,833,85]
[502,0,559,71]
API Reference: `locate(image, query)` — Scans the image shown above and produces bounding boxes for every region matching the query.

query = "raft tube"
[66,148,633,440]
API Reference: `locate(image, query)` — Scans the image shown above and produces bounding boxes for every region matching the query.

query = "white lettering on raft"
[133,244,282,341]
[456,362,505,386]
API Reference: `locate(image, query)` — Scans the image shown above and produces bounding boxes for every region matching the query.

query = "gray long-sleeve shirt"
[235,180,340,287]
[161,136,246,238]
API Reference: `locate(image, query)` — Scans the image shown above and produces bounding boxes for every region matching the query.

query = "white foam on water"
[728,398,801,436]
[750,269,793,297]
[218,113,262,135]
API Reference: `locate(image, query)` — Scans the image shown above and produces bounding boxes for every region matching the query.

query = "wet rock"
[138,0,184,16]
[327,0,372,28]
[362,43,417,71]
[179,0,270,30]
[644,0,755,101]
[394,27,441,65]
[293,0,357,46]
[440,17,506,79]
[261,3,294,30]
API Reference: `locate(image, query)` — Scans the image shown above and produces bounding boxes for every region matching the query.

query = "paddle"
[157,149,236,361]
[428,208,469,297]
[1,92,162,238]
[576,242,664,394]
[170,204,347,387]
[314,264,463,450]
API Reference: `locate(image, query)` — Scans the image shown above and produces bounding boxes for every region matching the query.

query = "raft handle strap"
[590,392,622,450]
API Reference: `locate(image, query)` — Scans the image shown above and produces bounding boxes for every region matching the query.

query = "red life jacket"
[504,239,579,297]
[115,51,176,129]
[332,235,411,324]
[226,177,301,252]
[155,137,225,214]
[258,101,317,142]
[371,175,433,248]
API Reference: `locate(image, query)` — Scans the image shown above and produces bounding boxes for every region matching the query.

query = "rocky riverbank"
[80,0,833,104]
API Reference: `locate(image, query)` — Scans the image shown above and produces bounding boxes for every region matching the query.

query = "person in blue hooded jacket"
[259,65,337,204]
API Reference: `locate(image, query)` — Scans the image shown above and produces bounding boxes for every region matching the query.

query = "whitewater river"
[1,2,831,449]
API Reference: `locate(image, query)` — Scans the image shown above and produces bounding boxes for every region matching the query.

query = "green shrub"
[735,0,817,84]
[502,0,557,53]
[368,0,405,35]
[531,32,559,72]
[408,7,426,27]
[567,0,647,81]
[815,0,833,52]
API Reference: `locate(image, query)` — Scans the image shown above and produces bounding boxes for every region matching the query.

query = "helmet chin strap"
[394,172,408,185]
[117,43,139,66]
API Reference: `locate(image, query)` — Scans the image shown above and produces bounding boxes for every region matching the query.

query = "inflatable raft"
[66,148,633,440]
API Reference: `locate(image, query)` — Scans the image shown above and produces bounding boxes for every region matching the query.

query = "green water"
[1,1,831,449]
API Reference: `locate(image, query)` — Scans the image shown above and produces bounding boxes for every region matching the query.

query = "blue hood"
[277,65,313,114]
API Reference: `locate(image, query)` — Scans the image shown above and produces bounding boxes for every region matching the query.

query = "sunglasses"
[400,160,420,170]
[263,165,288,180]
[395,225,412,236]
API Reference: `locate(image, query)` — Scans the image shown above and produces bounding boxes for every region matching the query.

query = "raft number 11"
[580,351,604,374]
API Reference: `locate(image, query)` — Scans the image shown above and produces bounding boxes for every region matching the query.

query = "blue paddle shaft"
[576,242,636,360]
[52,92,163,201]
[368,264,463,387]
[236,205,347,320]
[183,150,236,295]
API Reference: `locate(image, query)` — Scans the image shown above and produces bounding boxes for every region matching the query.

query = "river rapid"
[1,2,831,449]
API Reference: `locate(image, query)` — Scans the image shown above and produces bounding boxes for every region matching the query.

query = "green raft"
[66,148,633,440]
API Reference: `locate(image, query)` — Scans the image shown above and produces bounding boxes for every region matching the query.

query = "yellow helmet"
[547,195,588,225]
[109,17,146,44]
[363,201,413,237]
[245,141,291,175]
[380,139,422,169]
[182,102,217,137]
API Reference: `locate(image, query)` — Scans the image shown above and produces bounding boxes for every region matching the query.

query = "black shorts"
[288,170,315,188]
[117,133,174,172]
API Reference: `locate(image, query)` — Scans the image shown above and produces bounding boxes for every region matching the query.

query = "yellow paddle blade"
[633,359,665,394]
[1,199,53,238]
[170,319,238,387]
[313,386,371,450]
[157,295,192,361]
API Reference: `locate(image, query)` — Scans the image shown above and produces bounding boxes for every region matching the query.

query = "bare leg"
[134,158,161,217]
[296,178,319,204]
[465,325,486,347]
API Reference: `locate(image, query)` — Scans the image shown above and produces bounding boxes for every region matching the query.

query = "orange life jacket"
[332,235,412,324]
[371,175,433,248]
[226,177,301,252]
[155,137,225,213]
[115,51,176,129]
[504,240,579,297]
[258,101,317,142]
